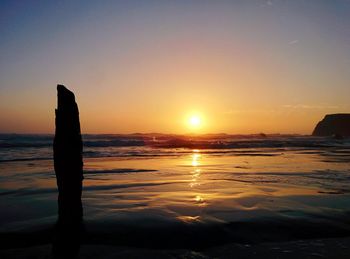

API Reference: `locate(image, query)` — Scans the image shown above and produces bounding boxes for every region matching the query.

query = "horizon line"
[0,131,311,136]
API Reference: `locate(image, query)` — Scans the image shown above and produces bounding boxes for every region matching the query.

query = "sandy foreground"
[1,237,350,259]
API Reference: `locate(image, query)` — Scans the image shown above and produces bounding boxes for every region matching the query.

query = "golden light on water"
[191,153,201,167]
[189,149,207,207]
[176,215,201,223]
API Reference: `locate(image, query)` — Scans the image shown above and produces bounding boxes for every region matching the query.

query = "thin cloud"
[224,109,279,115]
[288,40,299,45]
[282,104,340,110]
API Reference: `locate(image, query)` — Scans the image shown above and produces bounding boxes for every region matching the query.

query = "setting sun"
[188,115,202,128]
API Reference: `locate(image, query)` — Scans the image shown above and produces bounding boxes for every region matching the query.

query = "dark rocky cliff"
[312,114,350,137]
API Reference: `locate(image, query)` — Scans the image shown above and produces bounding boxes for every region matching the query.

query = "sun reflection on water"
[189,150,207,207]
[191,152,201,167]
[190,150,202,188]
[189,168,201,188]
[176,215,201,223]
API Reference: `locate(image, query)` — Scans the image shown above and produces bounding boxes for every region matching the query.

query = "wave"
[0,157,52,163]
[1,134,349,149]
[84,168,157,175]
[1,134,350,165]
[3,181,181,197]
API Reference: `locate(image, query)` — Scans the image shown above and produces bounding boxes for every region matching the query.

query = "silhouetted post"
[53,84,83,258]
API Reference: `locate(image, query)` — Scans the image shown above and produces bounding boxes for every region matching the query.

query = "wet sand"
[1,134,350,257]
[1,237,350,259]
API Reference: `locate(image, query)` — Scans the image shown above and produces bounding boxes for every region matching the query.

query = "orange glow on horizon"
[1,2,348,135]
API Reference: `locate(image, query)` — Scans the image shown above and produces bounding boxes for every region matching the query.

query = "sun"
[188,115,202,128]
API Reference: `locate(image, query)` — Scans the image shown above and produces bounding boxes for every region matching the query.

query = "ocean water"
[1,134,350,247]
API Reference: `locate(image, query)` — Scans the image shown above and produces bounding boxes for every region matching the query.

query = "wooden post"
[53,84,83,257]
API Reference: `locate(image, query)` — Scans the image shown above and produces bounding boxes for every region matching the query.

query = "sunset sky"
[0,1,349,134]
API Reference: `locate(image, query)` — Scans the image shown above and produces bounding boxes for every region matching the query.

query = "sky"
[0,0,349,134]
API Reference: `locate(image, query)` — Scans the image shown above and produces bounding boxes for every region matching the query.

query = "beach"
[1,134,350,257]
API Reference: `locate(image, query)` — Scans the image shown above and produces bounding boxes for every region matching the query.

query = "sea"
[1,133,350,247]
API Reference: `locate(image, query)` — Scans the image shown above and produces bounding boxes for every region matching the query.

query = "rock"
[312,114,350,137]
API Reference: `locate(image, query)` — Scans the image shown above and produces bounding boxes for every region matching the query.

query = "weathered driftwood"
[53,84,83,257]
